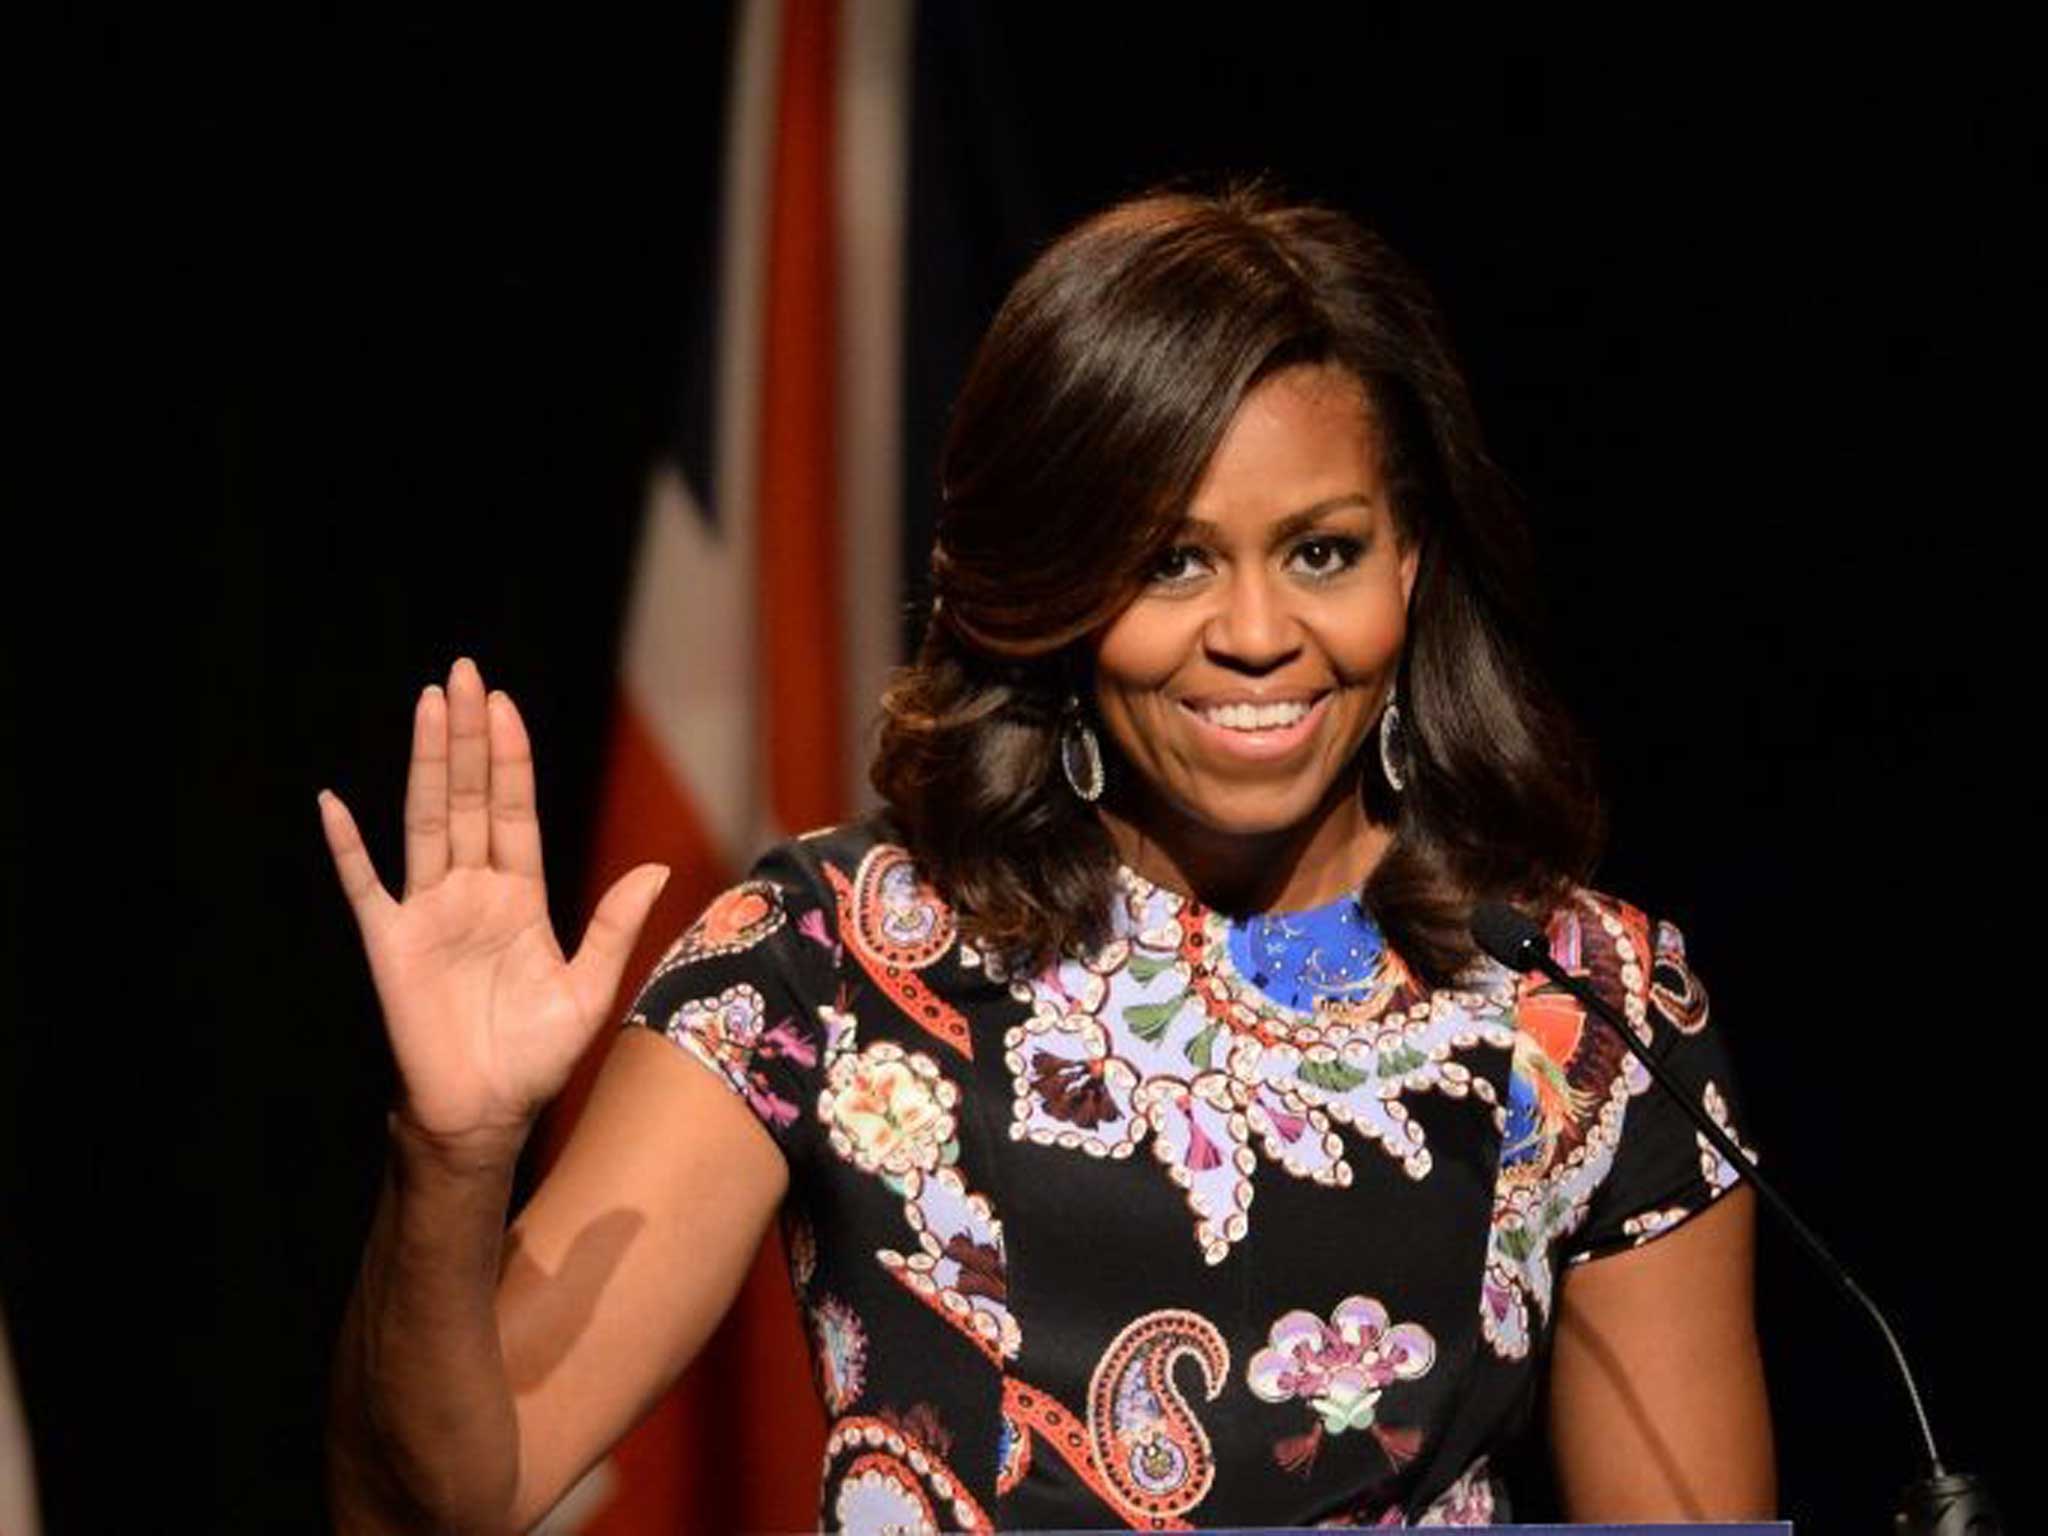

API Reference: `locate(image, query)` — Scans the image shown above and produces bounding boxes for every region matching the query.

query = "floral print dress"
[626,816,1752,1530]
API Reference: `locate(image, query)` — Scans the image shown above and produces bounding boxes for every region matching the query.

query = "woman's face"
[1091,364,1418,848]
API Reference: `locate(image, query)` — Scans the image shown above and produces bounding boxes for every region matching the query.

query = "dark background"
[7,9,2038,1531]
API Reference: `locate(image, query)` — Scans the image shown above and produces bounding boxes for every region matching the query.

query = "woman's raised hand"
[318,658,670,1153]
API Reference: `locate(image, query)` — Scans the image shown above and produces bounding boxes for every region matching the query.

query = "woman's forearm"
[328,1115,527,1535]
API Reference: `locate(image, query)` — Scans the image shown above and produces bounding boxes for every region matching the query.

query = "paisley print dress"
[626,817,1752,1530]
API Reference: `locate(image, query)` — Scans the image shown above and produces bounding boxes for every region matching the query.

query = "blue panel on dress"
[1226,895,1386,1012]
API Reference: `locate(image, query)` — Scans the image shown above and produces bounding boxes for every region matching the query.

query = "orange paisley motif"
[823,1414,993,1535]
[825,848,973,1058]
[647,878,787,982]
[1000,1308,1228,1528]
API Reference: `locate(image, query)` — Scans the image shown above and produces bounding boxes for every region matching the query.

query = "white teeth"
[1197,700,1311,732]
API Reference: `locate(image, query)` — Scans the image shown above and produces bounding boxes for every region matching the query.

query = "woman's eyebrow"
[1180,495,1377,544]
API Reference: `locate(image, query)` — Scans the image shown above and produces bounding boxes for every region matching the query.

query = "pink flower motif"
[1248,1296,1434,1405]
[1246,1296,1436,1473]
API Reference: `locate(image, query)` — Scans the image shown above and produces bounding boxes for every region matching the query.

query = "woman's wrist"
[386,1107,530,1182]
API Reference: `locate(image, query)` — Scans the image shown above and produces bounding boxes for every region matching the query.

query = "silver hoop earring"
[1377,684,1407,794]
[1059,696,1105,804]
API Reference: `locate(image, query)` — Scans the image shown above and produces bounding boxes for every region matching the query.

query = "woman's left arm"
[1547,1184,1776,1519]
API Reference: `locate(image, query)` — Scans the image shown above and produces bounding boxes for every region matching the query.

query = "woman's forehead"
[1184,369,1384,510]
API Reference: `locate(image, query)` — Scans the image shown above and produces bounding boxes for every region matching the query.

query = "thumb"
[317,789,395,934]
[565,863,673,1029]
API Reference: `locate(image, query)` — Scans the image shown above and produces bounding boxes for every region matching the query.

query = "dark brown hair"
[872,186,1601,980]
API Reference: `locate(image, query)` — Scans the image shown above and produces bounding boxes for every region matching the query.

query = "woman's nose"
[1202,570,1302,672]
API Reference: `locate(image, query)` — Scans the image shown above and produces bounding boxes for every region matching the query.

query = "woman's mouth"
[1178,692,1332,761]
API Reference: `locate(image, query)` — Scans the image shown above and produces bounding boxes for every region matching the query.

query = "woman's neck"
[1095,772,1391,916]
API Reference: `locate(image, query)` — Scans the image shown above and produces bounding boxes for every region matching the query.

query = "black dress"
[625,816,1751,1531]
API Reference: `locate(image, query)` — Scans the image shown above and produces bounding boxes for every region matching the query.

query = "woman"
[323,189,1772,1529]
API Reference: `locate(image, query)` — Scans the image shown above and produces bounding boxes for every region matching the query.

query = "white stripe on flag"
[620,466,756,870]
[837,0,912,814]
[620,0,784,871]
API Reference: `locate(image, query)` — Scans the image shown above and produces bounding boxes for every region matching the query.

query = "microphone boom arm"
[1499,914,1949,1482]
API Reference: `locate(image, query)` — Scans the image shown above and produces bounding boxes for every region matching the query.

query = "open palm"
[319,658,669,1148]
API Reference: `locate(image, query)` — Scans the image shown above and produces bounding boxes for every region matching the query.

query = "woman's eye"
[1146,546,1210,585]
[1288,535,1365,578]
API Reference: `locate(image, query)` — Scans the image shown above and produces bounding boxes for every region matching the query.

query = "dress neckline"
[1114,859,1374,927]
[1113,861,1390,1013]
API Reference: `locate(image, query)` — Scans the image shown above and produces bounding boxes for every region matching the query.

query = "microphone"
[1471,899,2001,1536]
[1468,898,1550,974]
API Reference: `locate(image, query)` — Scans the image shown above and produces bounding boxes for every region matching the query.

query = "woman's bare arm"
[494,1030,786,1527]
[321,659,785,1532]
[1547,1185,1775,1518]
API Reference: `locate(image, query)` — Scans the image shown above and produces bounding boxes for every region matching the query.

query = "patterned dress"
[625,816,1753,1530]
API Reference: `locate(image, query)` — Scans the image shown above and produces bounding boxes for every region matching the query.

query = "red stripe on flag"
[758,0,845,835]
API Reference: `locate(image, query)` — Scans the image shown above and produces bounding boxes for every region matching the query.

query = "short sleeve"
[1564,914,1759,1264]
[621,838,843,1168]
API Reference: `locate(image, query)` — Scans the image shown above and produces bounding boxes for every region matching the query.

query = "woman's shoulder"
[651,817,906,981]
[733,809,957,947]
[744,809,912,892]
[1550,884,1654,950]
[1511,884,1710,1041]
[1466,888,1703,1024]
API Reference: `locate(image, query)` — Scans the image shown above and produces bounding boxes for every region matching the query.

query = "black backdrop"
[7,11,2038,1531]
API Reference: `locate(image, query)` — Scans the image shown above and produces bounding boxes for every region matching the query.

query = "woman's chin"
[1165,780,1360,844]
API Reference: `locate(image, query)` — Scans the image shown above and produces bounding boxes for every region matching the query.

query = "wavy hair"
[871,187,1602,980]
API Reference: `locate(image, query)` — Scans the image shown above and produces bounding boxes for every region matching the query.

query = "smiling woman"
[1091,366,1416,913]
[326,187,1771,1533]
[876,188,1603,979]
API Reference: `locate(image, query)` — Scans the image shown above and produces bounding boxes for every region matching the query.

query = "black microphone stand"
[1471,902,2001,1536]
